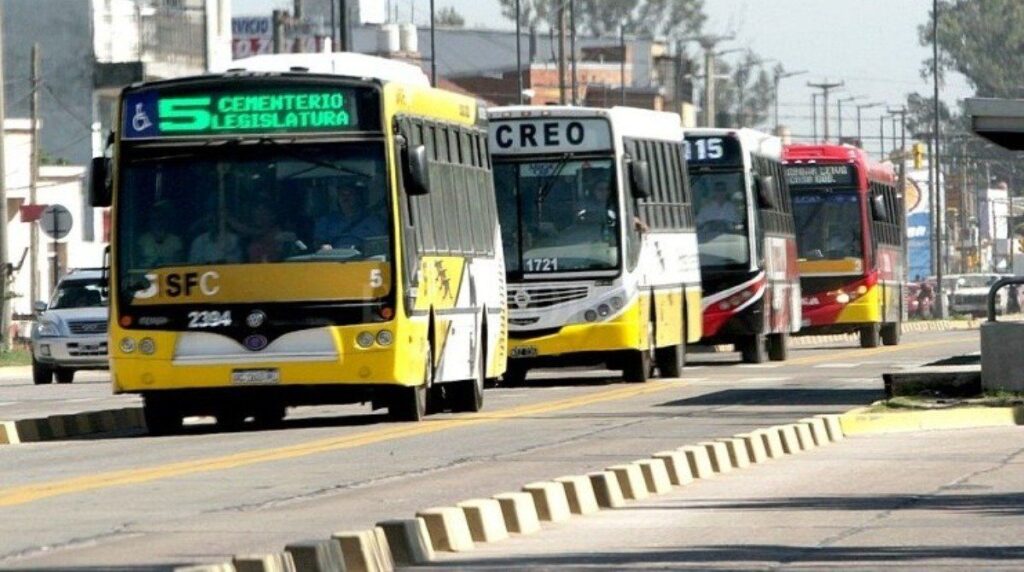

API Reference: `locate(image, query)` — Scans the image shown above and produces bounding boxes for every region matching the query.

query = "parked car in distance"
[31,269,109,384]
[946,273,1013,317]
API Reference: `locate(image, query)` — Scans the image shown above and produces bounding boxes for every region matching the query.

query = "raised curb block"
[232,553,297,572]
[554,475,600,515]
[736,432,768,464]
[0,406,145,444]
[653,450,693,486]
[801,417,830,446]
[635,459,672,494]
[492,492,541,534]
[679,444,715,478]
[793,423,817,451]
[333,530,388,572]
[522,481,572,522]
[776,425,801,454]
[174,565,235,572]
[717,437,751,469]
[416,507,475,552]
[759,428,785,458]
[457,498,510,542]
[840,405,1024,435]
[372,527,395,572]
[607,463,649,500]
[283,539,345,572]
[376,518,434,565]
[587,471,626,509]
[700,441,733,473]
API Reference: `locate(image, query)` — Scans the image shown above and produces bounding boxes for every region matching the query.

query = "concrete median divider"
[283,539,345,572]
[457,499,509,542]
[554,475,600,515]
[793,423,816,451]
[700,441,733,473]
[232,553,297,572]
[174,564,235,572]
[776,425,801,454]
[679,444,715,479]
[717,437,751,469]
[587,471,626,508]
[607,464,649,500]
[816,413,846,441]
[801,417,830,446]
[759,428,785,458]
[635,459,672,494]
[736,432,768,464]
[333,530,391,572]
[493,492,541,534]
[522,481,572,522]
[416,507,475,552]
[376,518,434,565]
[0,406,146,444]
[653,450,693,486]
[0,420,19,445]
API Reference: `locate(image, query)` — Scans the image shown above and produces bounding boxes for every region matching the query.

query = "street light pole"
[837,95,859,142]
[772,68,806,132]
[811,93,819,142]
[808,79,844,142]
[855,102,882,148]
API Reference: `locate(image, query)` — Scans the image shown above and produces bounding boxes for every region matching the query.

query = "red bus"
[686,129,802,363]
[783,144,905,347]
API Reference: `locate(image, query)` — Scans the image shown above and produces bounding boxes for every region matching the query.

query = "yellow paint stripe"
[0,382,673,508]
[784,336,973,366]
[841,405,1024,435]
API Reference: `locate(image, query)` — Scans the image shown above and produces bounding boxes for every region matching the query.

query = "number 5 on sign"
[370,269,384,288]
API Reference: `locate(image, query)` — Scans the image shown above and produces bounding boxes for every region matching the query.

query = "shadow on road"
[658,387,882,407]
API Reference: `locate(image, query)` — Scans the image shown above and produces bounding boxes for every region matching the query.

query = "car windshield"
[51,279,108,309]
[792,189,863,260]
[117,141,390,297]
[957,275,1000,289]
[493,158,620,274]
[690,170,750,268]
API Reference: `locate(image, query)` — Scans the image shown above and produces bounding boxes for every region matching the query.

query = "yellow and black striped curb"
[840,404,1024,435]
[0,408,144,444]
[171,413,848,572]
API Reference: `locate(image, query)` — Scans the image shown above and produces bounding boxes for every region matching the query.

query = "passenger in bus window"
[189,216,243,264]
[696,182,740,231]
[138,203,184,268]
[245,204,300,263]
[314,178,386,253]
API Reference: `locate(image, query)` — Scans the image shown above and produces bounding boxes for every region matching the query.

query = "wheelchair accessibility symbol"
[132,103,153,132]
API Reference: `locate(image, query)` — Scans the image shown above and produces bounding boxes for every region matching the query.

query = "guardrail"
[987,276,1024,322]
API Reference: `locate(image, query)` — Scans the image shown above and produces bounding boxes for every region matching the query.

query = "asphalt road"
[0,329,978,570]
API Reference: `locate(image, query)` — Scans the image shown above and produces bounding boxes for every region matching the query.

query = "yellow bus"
[89,53,507,432]
[488,106,702,383]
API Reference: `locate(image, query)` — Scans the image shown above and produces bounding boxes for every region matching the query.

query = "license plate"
[82,344,101,352]
[231,368,280,385]
[510,346,538,358]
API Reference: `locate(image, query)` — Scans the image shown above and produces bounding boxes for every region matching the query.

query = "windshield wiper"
[536,153,571,204]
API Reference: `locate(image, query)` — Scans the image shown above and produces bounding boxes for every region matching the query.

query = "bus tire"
[623,349,651,383]
[860,324,881,348]
[252,405,287,428]
[767,333,789,362]
[449,339,485,413]
[389,384,428,421]
[143,396,183,436]
[881,322,901,346]
[739,334,768,364]
[654,326,685,378]
[32,358,53,385]
[503,363,528,387]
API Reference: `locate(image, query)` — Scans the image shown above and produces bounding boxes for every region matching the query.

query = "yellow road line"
[785,336,974,366]
[0,382,672,508]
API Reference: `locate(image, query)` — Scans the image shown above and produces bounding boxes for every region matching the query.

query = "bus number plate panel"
[510,346,538,358]
[231,368,281,385]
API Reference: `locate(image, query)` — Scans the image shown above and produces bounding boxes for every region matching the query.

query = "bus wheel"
[881,322,901,346]
[767,333,789,362]
[860,324,881,348]
[450,340,485,413]
[143,396,183,436]
[252,405,287,428]
[739,335,768,364]
[216,409,248,431]
[654,329,685,378]
[623,345,652,383]
[390,384,427,421]
[503,363,529,387]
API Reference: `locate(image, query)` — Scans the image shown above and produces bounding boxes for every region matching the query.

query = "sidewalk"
[437,426,1024,570]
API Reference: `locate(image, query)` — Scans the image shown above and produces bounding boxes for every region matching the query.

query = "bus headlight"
[376,330,393,346]
[119,337,136,354]
[139,337,156,355]
[836,293,851,304]
[356,331,375,348]
[597,304,611,317]
[584,310,598,322]
[610,296,625,309]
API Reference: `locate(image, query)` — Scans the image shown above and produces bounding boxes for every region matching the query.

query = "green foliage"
[435,6,466,28]
[712,53,775,129]
[497,0,704,37]
[925,0,1024,97]
[0,348,31,367]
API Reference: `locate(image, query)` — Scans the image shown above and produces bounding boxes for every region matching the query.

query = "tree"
[435,6,466,28]
[925,0,1024,97]
[710,53,775,129]
[497,0,704,38]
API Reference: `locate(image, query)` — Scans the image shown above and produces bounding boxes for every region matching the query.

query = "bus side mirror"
[871,193,888,222]
[89,157,112,207]
[406,145,431,196]
[755,175,779,210]
[629,159,651,199]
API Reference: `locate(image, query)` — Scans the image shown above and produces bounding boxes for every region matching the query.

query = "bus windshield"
[792,189,863,260]
[494,158,619,274]
[691,171,750,268]
[117,141,390,297]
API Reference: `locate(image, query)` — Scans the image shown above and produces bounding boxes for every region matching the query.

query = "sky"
[233,0,974,156]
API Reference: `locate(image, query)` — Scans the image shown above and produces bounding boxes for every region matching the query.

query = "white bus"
[489,106,702,384]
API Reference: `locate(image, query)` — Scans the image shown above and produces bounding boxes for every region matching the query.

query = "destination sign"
[785,164,857,187]
[122,83,378,139]
[684,135,743,167]
[489,118,612,155]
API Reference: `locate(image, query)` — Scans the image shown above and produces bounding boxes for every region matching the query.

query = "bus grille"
[508,286,589,309]
[68,320,108,335]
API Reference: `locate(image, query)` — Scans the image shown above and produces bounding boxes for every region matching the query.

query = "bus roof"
[686,127,782,159]
[487,105,684,141]
[783,143,895,183]
[220,53,431,86]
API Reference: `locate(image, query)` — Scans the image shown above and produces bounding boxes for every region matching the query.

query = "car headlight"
[36,321,60,337]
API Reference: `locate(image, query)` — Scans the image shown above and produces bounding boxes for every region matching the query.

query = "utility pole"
[772,68,806,132]
[515,0,523,104]
[619,25,626,105]
[29,44,41,305]
[807,79,844,142]
[557,1,567,104]
[932,0,945,317]
[272,10,286,54]
[855,102,882,148]
[569,0,577,105]
[837,95,858,142]
[337,0,349,51]
[430,0,437,87]
[698,36,732,127]
[811,93,819,142]
[0,2,11,352]
[879,114,887,158]
[293,0,302,20]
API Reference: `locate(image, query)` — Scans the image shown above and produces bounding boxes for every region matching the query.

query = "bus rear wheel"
[502,363,529,387]
[143,396,183,436]
[739,334,768,364]
[389,384,427,421]
[654,325,686,378]
[449,340,485,413]
[767,333,789,362]
[860,324,881,348]
[623,348,652,383]
[880,322,901,346]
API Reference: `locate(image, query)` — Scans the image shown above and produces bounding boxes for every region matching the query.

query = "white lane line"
[737,364,781,369]
[813,363,861,369]
[739,376,793,383]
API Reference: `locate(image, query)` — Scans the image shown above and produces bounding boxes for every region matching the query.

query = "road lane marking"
[813,363,861,369]
[0,382,677,508]
[0,332,975,508]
